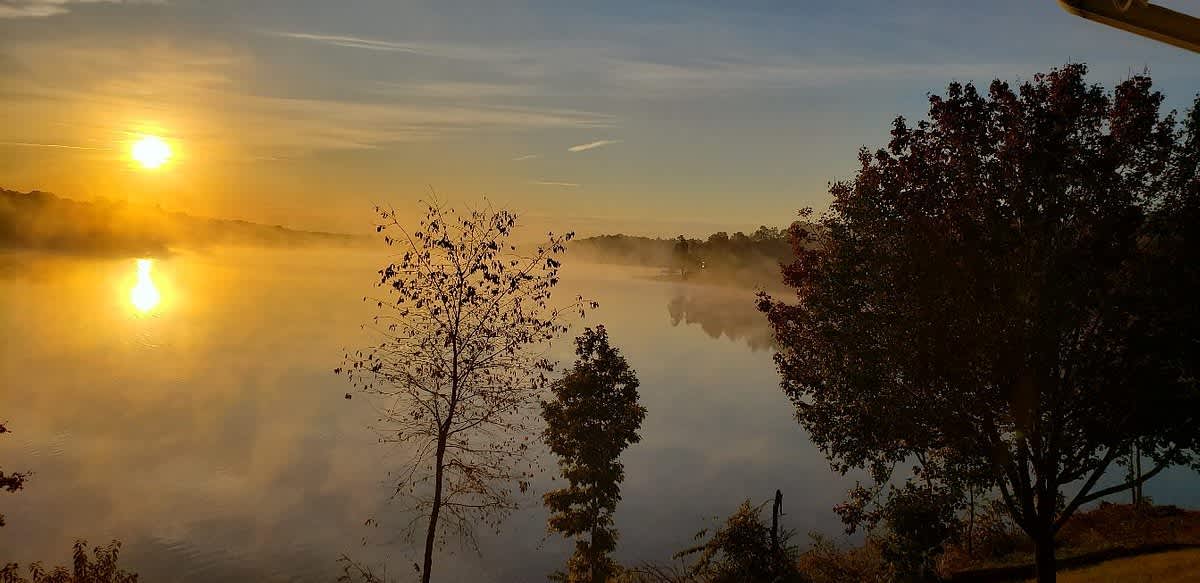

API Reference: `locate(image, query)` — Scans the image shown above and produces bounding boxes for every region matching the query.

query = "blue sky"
[1,0,1197,234]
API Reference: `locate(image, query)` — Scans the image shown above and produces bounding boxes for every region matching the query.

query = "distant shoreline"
[0,188,369,256]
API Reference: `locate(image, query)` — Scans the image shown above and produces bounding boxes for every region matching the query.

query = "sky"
[1,0,1198,236]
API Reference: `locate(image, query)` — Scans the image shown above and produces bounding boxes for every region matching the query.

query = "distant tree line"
[0,189,364,255]
[571,225,800,284]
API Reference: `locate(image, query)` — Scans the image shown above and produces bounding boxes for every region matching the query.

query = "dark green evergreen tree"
[542,326,646,583]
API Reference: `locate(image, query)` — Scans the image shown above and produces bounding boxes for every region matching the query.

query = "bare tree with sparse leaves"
[338,199,593,583]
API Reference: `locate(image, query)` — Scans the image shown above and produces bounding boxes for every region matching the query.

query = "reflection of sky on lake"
[1,248,1196,581]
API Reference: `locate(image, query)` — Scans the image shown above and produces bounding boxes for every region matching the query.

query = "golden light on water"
[131,135,172,169]
[131,259,161,313]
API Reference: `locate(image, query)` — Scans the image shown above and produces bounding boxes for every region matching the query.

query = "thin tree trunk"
[1134,445,1143,505]
[588,498,602,583]
[771,490,782,559]
[968,487,976,556]
[590,526,599,583]
[1033,529,1057,583]
[422,431,448,583]
[1131,444,1138,505]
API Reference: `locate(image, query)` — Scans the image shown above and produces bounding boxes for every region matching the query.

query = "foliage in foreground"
[875,483,961,582]
[0,541,137,583]
[761,63,1200,583]
[674,500,804,583]
[1,422,30,528]
[795,534,891,583]
[1031,548,1200,583]
[622,502,1200,583]
[338,199,592,583]
[544,326,647,583]
[941,503,1200,576]
[622,507,891,583]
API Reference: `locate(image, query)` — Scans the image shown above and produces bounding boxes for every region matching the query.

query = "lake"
[2,247,1197,581]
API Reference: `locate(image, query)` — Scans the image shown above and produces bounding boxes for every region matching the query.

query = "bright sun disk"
[132,135,171,169]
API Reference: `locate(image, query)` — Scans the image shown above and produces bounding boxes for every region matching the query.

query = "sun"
[131,135,172,169]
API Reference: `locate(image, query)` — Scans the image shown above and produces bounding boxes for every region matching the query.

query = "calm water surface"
[2,247,1197,581]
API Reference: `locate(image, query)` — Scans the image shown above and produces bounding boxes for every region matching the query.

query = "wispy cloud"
[529,180,579,188]
[264,32,431,55]
[568,139,621,153]
[373,81,536,99]
[0,0,162,19]
[262,31,530,65]
[512,154,540,161]
[0,141,106,150]
[0,40,615,155]
[263,29,1018,100]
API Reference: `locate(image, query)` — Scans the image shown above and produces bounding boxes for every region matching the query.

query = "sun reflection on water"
[130,258,161,313]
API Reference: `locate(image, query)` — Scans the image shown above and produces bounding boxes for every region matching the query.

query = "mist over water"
[667,286,777,352]
[2,247,1197,581]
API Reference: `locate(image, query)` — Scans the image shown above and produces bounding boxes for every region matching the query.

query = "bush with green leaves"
[877,483,961,582]
[1,540,137,583]
[676,500,805,583]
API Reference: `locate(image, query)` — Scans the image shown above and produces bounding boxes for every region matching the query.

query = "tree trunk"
[771,490,782,559]
[1134,446,1143,505]
[1033,530,1057,583]
[967,487,976,556]
[422,431,449,583]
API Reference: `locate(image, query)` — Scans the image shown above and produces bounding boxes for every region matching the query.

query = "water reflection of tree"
[667,288,775,351]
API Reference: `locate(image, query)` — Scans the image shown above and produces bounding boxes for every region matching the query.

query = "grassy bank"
[945,503,1200,582]
[1032,548,1200,583]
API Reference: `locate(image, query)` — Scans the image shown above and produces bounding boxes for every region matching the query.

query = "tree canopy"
[338,200,593,583]
[543,325,646,583]
[760,64,1200,582]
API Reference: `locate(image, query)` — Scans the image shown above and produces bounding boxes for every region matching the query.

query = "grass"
[944,503,1200,582]
[1030,548,1200,583]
